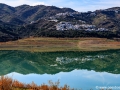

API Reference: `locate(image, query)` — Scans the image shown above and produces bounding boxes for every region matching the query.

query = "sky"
[0,0,120,12]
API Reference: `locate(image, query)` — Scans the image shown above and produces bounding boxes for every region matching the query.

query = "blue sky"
[0,0,120,12]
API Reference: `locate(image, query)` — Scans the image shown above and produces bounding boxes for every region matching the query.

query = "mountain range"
[0,3,120,41]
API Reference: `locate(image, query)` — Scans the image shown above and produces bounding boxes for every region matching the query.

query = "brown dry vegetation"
[0,37,120,52]
[0,76,71,90]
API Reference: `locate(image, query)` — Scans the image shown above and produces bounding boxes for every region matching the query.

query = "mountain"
[0,3,75,24]
[0,20,20,42]
[0,3,75,41]
[0,3,120,41]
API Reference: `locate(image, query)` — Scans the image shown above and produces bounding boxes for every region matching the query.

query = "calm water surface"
[0,50,120,89]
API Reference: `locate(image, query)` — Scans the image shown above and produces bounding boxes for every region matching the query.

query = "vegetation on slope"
[0,3,120,41]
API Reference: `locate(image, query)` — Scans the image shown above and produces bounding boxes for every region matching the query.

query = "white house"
[56,21,74,30]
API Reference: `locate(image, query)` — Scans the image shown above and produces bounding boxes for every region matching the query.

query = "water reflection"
[0,50,120,75]
[0,50,120,89]
[7,70,120,89]
[56,54,107,64]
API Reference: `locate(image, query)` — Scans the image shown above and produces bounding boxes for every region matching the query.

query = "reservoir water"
[0,50,120,89]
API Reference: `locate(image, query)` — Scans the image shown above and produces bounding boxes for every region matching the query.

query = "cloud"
[0,0,48,7]
[0,0,120,11]
[32,2,48,6]
[64,0,120,12]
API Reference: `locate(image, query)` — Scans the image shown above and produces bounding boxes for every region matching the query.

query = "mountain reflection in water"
[0,50,120,89]
[0,50,120,75]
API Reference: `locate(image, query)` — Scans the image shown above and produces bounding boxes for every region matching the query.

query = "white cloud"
[0,0,120,11]
[32,2,48,6]
[69,0,120,12]
[0,0,48,7]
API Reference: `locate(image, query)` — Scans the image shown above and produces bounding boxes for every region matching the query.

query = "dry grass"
[78,38,120,51]
[0,37,120,52]
[0,76,71,90]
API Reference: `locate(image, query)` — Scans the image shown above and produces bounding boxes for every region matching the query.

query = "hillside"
[0,3,75,24]
[0,3,120,41]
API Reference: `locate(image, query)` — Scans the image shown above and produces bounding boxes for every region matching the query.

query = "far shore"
[0,37,120,52]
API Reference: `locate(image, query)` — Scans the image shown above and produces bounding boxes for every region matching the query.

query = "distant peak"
[0,3,7,5]
[0,3,11,7]
[106,7,120,11]
[15,4,30,7]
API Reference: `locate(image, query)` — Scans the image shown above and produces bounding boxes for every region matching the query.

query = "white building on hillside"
[56,21,74,30]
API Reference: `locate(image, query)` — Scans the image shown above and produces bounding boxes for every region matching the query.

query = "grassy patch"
[0,37,120,52]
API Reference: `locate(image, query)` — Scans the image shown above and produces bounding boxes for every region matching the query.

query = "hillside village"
[56,21,108,31]
[48,12,109,31]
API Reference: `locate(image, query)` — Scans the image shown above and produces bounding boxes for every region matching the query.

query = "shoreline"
[0,37,120,52]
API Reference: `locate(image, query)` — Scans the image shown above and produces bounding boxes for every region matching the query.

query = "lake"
[0,50,120,89]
